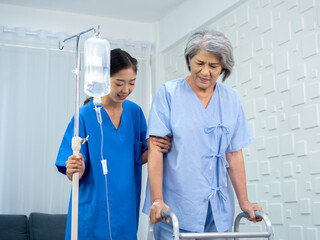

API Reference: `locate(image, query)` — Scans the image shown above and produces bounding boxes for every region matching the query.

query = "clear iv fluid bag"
[84,36,111,98]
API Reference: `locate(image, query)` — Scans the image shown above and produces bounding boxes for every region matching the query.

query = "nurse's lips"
[118,95,127,100]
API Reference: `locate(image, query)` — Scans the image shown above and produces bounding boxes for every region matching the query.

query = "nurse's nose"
[121,83,130,94]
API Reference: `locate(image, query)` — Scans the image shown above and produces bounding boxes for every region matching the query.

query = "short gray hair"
[184,29,234,82]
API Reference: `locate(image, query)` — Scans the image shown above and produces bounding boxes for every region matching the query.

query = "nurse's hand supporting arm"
[147,136,170,224]
[226,149,263,223]
[141,136,171,164]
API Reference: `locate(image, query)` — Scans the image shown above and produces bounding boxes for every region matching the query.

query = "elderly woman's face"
[189,50,223,90]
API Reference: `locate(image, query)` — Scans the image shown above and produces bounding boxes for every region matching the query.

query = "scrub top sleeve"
[147,85,172,138]
[226,105,254,153]
[139,108,148,152]
[55,116,89,174]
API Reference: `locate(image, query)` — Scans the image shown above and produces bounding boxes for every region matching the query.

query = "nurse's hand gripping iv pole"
[59,26,110,240]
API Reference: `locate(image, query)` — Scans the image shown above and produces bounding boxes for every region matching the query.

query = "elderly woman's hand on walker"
[149,199,170,224]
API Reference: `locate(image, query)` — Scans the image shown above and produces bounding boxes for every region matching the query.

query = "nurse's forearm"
[226,150,249,205]
[147,137,164,203]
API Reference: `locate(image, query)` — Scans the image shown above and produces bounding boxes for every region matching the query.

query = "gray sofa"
[0,213,67,240]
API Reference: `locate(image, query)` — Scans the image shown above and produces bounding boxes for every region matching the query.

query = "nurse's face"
[109,67,136,103]
[188,50,223,91]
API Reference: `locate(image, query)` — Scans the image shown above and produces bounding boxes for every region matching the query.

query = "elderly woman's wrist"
[151,198,163,204]
[239,199,249,206]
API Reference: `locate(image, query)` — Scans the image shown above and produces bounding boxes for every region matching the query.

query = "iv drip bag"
[84,35,110,99]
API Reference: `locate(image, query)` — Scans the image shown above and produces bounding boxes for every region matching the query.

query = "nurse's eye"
[115,83,123,87]
[129,82,135,86]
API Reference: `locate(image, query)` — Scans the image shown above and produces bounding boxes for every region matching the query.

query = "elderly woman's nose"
[201,65,211,75]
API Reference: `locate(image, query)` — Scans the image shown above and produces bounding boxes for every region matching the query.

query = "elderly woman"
[143,29,263,239]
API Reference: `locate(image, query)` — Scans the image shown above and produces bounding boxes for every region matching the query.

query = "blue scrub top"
[143,77,254,232]
[56,100,147,240]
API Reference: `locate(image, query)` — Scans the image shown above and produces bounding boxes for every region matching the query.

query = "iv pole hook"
[58,26,100,50]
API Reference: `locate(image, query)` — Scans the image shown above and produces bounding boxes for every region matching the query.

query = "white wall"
[0,3,154,42]
[151,0,247,95]
[157,0,244,52]
[158,0,320,239]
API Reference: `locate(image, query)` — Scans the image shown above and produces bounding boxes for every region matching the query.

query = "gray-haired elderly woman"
[143,29,263,239]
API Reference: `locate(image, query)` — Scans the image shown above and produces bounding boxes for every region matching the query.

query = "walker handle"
[161,210,180,240]
[234,210,274,240]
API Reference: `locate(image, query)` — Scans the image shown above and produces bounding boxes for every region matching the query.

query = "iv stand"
[59,26,100,240]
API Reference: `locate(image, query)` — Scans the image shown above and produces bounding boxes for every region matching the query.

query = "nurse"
[56,48,170,240]
[144,29,263,239]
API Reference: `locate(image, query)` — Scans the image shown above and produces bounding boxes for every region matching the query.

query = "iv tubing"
[94,102,113,240]
[104,175,112,240]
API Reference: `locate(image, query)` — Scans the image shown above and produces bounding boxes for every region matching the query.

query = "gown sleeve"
[147,84,172,138]
[225,98,254,153]
[55,115,89,174]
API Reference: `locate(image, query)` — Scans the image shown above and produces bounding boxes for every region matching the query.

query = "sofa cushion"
[0,214,29,240]
[29,212,67,240]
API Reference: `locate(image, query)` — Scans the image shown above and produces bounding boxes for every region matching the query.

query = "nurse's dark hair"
[84,48,138,105]
[184,29,234,82]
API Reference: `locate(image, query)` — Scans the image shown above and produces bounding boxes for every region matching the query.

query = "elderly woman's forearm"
[148,138,164,203]
[226,150,249,204]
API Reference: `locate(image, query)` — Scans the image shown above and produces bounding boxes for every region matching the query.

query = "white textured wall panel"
[313,202,320,225]
[287,226,303,239]
[309,82,320,99]
[309,151,320,174]
[291,83,306,106]
[276,50,290,74]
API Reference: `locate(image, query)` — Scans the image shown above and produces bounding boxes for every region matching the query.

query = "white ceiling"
[0,0,186,22]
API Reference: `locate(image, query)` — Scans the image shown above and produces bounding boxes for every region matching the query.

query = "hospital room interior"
[0,0,319,239]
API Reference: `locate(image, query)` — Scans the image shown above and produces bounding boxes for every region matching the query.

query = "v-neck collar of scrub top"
[100,100,127,134]
[184,78,218,111]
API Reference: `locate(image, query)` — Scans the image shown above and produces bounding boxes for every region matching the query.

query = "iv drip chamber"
[84,35,111,99]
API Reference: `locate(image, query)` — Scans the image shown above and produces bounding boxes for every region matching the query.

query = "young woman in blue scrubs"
[56,48,170,240]
[144,29,263,239]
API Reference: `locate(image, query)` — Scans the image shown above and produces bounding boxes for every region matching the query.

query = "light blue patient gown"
[56,100,147,240]
[143,77,254,235]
